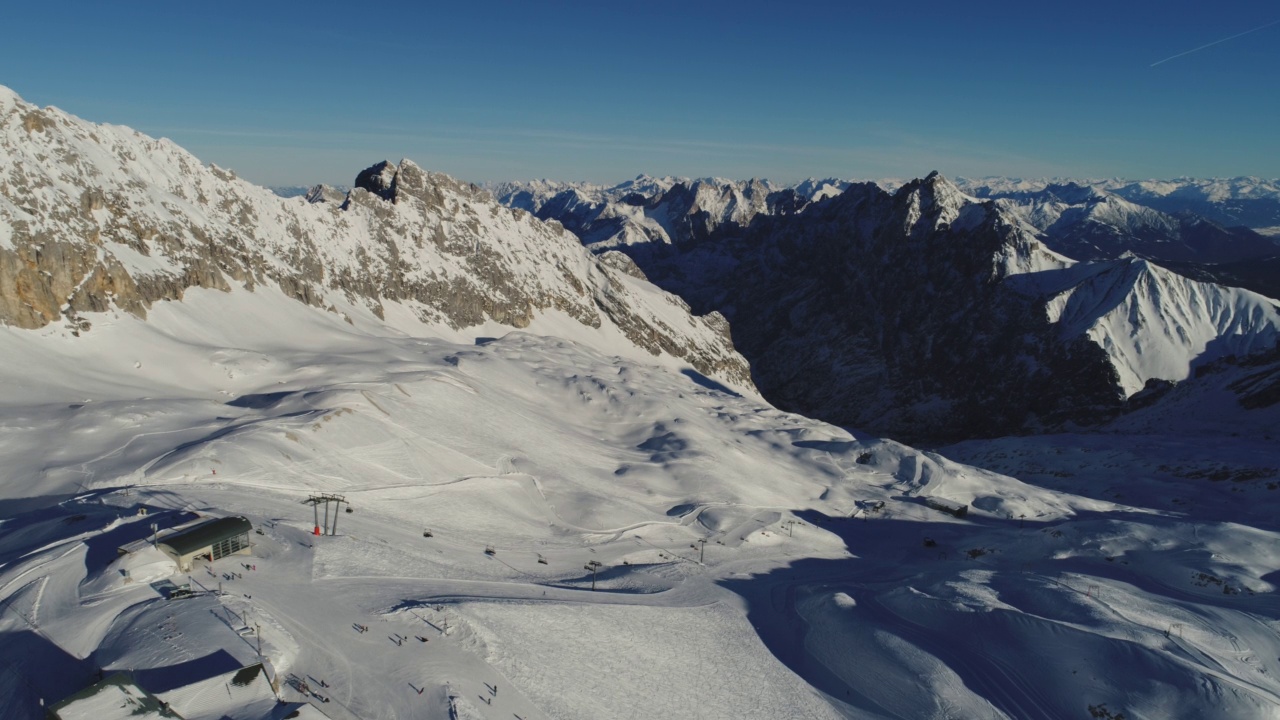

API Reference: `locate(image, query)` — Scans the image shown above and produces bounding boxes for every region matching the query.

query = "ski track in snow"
[0,295,1276,718]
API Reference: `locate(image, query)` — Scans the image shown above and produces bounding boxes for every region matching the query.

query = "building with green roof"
[157,516,252,572]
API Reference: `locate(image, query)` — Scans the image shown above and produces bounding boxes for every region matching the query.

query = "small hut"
[924,497,969,519]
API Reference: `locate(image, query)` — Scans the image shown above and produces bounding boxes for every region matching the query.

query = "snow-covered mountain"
[522,171,1280,441]
[268,185,314,199]
[1109,178,1280,234]
[266,183,351,205]
[958,176,1280,235]
[961,182,1277,265]
[956,176,1280,204]
[6,286,1279,720]
[493,175,856,249]
[490,174,685,213]
[3,87,1280,720]
[0,86,750,393]
[503,174,1280,309]
[1039,256,1280,395]
[952,180,1280,298]
[504,174,1280,249]
[1156,253,1280,304]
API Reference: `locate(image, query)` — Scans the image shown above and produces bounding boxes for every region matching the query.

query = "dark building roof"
[159,516,252,556]
[47,672,183,719]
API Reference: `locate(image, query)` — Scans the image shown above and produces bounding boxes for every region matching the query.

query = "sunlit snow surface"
[2,289,1279,720]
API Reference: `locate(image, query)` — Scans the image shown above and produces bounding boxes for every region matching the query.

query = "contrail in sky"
[1151,18,1280,66]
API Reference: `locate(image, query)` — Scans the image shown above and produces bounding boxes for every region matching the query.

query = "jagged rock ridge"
[0,86,751,391]
[517,170,1280,442]
[492,176,855,250]
[957,176,1280,230]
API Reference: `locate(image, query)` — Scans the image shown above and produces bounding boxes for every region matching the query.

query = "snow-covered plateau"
[6,286,1280,720]
[1,87,1279,720]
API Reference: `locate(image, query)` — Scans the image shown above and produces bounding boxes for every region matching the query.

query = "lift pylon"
[302,493,347,536]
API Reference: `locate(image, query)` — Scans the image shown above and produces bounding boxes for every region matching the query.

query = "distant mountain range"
[3,82,1277,445]
[269,184,350,203]
[490,174,1280,292]
[487,175,859,249]
[957,176,1280,232]
[496,173,1280,442]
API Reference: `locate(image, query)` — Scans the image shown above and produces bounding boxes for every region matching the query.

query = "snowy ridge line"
[1030,571,1280,708]
[0,85,755,397]
[1074,587,1280,706]
[1,543,82,598]
[1048,556,1274,615]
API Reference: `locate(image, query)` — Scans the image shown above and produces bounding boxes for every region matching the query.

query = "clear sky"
[3,1,1277,186]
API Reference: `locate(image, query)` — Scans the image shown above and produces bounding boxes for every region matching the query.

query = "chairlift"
[484,545,496,555]
[423,529,434,538]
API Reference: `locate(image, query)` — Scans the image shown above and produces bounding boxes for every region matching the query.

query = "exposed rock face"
[353,161,398,201]
[650,174,1128,442]
[527,171,1280,443]
[1103,342,1280,437]
[303,184,348,204]
[0,86,752,391]
[493,176,846,250]
[973,182,1278,265]
[596,250,648,280]
[952,178,1280,297]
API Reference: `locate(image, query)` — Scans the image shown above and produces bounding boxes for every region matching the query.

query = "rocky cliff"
[493,175,847,250]
[525,171,1280,442]
[0,86,752,392]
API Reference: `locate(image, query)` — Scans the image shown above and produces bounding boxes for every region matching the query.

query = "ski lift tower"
[303,493,347,536]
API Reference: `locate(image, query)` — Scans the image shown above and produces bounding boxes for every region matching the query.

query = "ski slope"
[1,287,1278,719]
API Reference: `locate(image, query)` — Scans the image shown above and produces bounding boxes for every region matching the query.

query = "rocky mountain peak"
[0,85,755,393]
[1041,182,1105,204]
[1045,254,1280,395]
[0,85,22,114]
[304,184,347,204]
[352,160,398,200]
[518,164,1280,441]
[892,171,979,238]
[915,171,969,206]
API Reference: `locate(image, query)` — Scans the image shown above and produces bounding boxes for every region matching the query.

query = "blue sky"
[3,1,1277,186]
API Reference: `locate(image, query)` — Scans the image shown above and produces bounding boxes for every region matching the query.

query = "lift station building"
[157,516,253,571]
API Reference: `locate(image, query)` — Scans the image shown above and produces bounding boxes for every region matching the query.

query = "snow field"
[0,288,1277,718]
[456,597,845,720]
